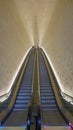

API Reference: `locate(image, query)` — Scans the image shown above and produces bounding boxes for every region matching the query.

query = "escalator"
[27,50,41,130]
[0,47,73,130]
[1,49,35,126]
[38,49,67,126]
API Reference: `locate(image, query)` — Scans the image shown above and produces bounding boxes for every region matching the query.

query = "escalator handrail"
[27,49,41,130]
[40,47,73,124]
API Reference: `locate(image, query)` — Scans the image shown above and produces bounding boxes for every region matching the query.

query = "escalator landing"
[0,126,71,130]
[42,110,66,126]
[3,111,27,126]
[42,126,72,130]
[0,127,26,130]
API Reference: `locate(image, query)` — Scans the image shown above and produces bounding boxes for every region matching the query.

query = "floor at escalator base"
[0,126,26,130]
[3,111,27,126]
[42,110,67,126]
[42,126,72,130]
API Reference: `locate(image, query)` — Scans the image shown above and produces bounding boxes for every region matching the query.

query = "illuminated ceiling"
[14,0,57,44]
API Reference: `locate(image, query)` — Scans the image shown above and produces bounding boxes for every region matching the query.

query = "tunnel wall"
[42,0,73,98]
[0,0,32,97]
[0,0,73,101]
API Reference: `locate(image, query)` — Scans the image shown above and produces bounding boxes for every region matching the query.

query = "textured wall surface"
[42,0,73,97]
[0,0,32,96]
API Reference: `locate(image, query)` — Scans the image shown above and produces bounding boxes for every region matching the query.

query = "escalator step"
[41,100,56,103]
[14,108,28,110]
[15,100,30,103]
[41,90,52,92]
[20,84,31,86]
[14,104,28,107]
[19,90,31,92]
[20,87,31,90]
[41,93,54,96]
[20,84,32,86]
[17,93,31,97]
[17,93,30,96]
[41,97,55,100]
[41,103,57,106]
[16,96,30,101]
[42,108,58,111]
[41,96,54,98]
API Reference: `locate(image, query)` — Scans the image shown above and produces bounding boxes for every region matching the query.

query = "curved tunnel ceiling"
[0,0,73,100]
[14,0,57,44]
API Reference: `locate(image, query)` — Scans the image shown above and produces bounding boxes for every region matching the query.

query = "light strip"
[41,47,73,104]
[0,47,32,102]
[8,47,32,92]
[41,47,64,93]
